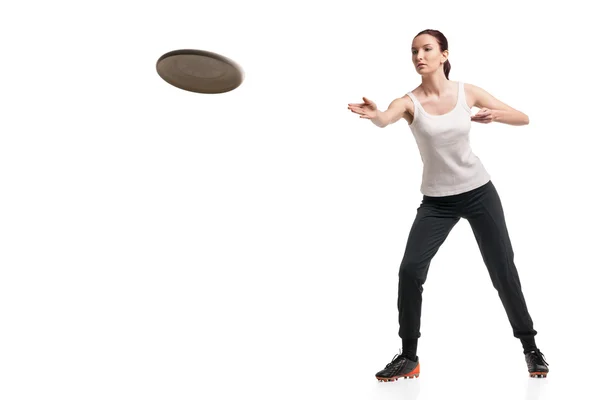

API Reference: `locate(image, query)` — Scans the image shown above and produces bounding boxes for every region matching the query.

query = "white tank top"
[406,81,491,197]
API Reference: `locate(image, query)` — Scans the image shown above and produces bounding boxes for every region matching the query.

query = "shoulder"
[388,94,413,109]
[382,95,414,124]
[396,94,415,114]
[462,82,489,100]
[396,94,415,121]
[462,82,521,112]
[463,82,480,94]
[462,82,482,109]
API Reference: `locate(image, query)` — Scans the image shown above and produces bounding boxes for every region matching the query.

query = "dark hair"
[414,29,451,79]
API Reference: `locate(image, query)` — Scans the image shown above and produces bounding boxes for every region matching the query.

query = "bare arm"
[371,97,407,128]
[469,83,529,126]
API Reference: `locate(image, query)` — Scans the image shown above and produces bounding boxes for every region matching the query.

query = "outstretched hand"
[348,97,378,119]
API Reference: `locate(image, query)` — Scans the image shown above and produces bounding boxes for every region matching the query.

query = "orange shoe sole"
[529,371,548,378]
[376,363,420,382]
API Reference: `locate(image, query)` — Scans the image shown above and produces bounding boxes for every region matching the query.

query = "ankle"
[520,337,537,353]
[400,353,418,362]
[401,338,418,361]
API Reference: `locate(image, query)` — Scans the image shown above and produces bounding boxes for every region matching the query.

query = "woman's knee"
[399,260,424,279]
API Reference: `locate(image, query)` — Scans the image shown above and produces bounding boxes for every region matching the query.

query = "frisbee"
[156,49,244,94]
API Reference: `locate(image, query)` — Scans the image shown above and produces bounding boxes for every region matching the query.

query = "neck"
[419,71,451,96]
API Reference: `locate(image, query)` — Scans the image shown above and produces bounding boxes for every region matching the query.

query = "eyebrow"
[411,44,433,50]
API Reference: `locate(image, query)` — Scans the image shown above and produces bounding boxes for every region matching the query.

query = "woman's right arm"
[371,97,407,128]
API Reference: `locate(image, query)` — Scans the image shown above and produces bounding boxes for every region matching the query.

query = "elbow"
[374,111,390,128]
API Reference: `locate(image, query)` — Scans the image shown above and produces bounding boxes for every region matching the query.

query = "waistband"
[423,180,493,201]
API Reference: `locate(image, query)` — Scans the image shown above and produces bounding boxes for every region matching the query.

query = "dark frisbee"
[156,49,244,94]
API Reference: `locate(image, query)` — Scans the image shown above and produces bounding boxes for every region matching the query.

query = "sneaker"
[525,349,549,378]
[375,352,420,382]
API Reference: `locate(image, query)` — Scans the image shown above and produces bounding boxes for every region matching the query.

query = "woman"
[347,29,549,381]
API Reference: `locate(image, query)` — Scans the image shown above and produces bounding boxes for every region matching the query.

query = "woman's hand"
[471,108,495,124]
[348,97,378,119]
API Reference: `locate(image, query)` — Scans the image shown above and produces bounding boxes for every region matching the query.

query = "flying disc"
[156,49,244,94]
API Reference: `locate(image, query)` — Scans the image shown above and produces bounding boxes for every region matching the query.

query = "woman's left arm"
[468,83,530,126]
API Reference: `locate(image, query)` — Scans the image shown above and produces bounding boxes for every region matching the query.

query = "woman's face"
[411,34,447,74]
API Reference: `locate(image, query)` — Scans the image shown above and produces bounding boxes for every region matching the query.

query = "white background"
[1,0,598,399]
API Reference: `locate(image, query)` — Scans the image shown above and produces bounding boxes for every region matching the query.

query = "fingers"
[348,99,375,119]
[472,108,491,118]
[471,116,492,124]
[349,97,373,106]
[351,110,372,118]
[348,105,369,113]
[348,105,373,119]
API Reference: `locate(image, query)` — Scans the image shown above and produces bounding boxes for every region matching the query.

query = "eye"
[412,48,432,54]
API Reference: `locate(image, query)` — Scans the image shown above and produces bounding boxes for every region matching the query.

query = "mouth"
[417,64,426,67]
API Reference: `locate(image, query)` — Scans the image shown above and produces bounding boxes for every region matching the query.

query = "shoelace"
[530,349,549,366]
[386,353,406,368]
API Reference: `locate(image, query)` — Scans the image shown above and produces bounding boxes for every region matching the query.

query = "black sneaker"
[375,352,420,382]
[525,349,549,378]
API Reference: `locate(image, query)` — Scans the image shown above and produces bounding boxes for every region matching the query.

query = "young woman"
[347,29,549,381]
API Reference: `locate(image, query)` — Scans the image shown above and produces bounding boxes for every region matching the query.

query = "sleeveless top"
[406,81,491,197]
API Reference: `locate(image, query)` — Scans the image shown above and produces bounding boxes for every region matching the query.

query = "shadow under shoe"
[375,353,420,382]
[525,349,549,378]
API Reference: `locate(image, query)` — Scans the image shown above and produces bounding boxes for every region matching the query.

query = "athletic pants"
[397,180,537,340]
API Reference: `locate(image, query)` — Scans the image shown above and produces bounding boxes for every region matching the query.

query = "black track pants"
[397,180,537,340]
